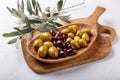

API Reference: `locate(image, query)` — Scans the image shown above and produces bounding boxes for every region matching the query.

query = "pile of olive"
[50,30,77,57]
[33,32,59,58]
[33,31,76,59]
[33,24,91,59]
[61,25,91,50]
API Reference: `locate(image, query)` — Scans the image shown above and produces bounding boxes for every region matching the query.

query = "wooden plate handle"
[88,6,106,23]
[99,25,116,42]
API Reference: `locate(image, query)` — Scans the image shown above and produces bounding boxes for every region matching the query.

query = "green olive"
[71,25,79,30]
[66,37,73,43]
[76,30,82,37]
[68,33,74,38]
[37,45,48,58]
[33,39,43,48]
[74,36,80,42]
[61,28,69,35]
[70,40,80,49]
[68,26,77,33]
[79,39,87,47]
[40,32,52,41]
[43,41,54,48]
[48,46,58,58]
[82,33,90,42]
[82,28,91,35]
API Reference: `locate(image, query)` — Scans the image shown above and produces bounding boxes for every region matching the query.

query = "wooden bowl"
[27,6,106,64]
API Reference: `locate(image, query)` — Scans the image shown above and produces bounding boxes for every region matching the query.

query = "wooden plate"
[21,6,116,73]
[27,6,106,64]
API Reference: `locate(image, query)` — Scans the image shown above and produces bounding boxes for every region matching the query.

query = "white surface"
[0,0,120,80]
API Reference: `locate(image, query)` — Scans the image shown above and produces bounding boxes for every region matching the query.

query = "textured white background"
[0,0,120,80]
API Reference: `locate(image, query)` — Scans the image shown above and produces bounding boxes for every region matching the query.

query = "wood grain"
[21,6,116,73]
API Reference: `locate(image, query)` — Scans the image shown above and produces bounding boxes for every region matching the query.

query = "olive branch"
[3,0,85,44]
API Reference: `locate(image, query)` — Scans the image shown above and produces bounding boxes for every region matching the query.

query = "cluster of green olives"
[61,25,91,49]
[33,32,59,58]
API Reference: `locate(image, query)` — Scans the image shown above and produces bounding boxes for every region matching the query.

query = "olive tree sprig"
[3,0,85,44]
[3,0,68,44]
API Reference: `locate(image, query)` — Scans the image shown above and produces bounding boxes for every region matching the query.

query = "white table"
[0,0,120,80]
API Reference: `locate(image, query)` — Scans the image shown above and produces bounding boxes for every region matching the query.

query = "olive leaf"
[32,0,36,9]
[57,0,63,11]
[8,37,18,44]
[21,0,24,12]
[54,22,63,27]
[27,0,33,15]
[3,28,34,37]
[3,0,73,44]
[6,7,21,18]
[28,18,43,23]
[45,23,58,30]
[38,26,49,32]
[59,15,71,21]
[36,1,42,13]
[45,6,50,12]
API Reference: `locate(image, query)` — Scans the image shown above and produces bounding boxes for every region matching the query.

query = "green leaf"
[53,12,58,16]
[32,0,36,9]
[13,27,22,34]
[21,28,34,34]
[11,8,21,17]
[45,23,58,30]
[3,31,21,37]
[54,22,63,27]
[6,7,13,13]
[6,7,20,17]
[21,0,24,12]
[38,27,49,32]
[57,0,63,11]
[8,37,18,44]
[27,0,33,15]
[3,28,34,37]
[17,0,20,10]
[36,1,42,13]
[35,4,39,15]
[45,6,50,12]
[59,15,70,21]
[28,18,43,23]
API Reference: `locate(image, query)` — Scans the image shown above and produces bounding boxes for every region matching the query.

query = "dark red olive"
[57,47,62,51]
[66,49,76,56]
[56,40,63,47]
[59,50,67,57]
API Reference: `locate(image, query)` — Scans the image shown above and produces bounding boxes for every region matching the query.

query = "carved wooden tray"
[21,6,116,73]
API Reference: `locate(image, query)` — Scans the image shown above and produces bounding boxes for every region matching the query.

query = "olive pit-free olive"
[76,30,82,37]
[82,32,90,42]
[74,36,80,42]
[61,28,69,35]
[68,33,74,38]
[33,39,43,48]
[70,40,80,49]
[48,46,58,58]
[37,45,48,58]
[71,25,79,30]
[40,32,52,41]
[43,41,54,48]
[82,28,91,35]
[66,37,73,43]
[68,26,77,33]
[79,39,87,47]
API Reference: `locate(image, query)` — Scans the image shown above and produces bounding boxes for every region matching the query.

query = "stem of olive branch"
[62,0,85,11]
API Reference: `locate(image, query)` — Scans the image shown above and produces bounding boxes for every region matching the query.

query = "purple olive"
[59,50,67,57]
[66,49,76,56]
[57,47,62,52]
[56,40,63,47]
